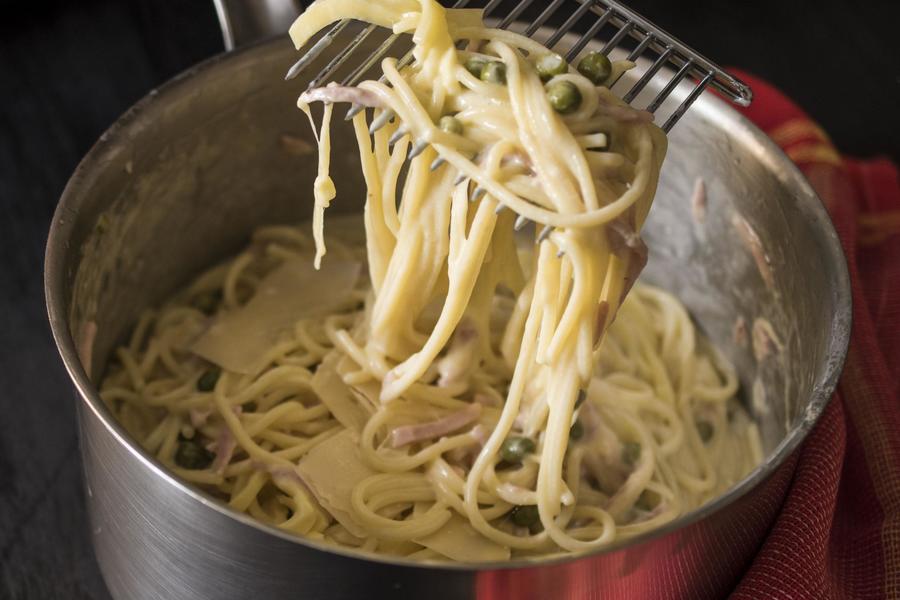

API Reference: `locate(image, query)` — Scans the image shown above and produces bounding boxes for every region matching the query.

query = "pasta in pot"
[100,0,762,561]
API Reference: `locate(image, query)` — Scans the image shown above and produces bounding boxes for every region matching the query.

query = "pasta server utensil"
[284,0,752,133]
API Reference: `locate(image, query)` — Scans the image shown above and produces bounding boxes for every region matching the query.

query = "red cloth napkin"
[729,71,900,600]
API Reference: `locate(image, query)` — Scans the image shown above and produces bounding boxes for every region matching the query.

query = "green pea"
[480,61,507,85]
[439,115,464,135]
[621,441,641,465]
[509,504,540,527]
[464,57,487,79]
[569,420,584,440]
[547,80,582,114]
[197,368,221,392]
[500,436,536,463]
[577,51,613,85]
[192,289,222,315]
[174,439,214,470]
[696,420,714,443]
[535,53,568,82]
[635,489,660,512]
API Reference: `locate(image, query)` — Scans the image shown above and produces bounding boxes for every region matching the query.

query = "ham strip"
[189,408,212,428]
[389,403,482,448]
[299,85,383,108]
[607,218,649,306]
[732,214,774,290]
[691,177,707,224]
[209,428,236,475]
[207,406,242,474]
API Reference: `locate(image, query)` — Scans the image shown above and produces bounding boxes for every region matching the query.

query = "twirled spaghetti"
[100,0,762,561]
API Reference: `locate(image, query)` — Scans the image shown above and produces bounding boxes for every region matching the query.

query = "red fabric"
[729,71,900,600]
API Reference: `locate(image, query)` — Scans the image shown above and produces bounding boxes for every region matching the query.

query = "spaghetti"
[100,0,762,561]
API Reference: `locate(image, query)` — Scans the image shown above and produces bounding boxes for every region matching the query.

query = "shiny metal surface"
[45,31,851,600]
[213,0,302,50]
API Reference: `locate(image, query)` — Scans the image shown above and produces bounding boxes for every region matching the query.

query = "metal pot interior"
[49,33,850,566]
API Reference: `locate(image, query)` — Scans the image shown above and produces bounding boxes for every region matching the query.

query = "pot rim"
[44,35,852,572]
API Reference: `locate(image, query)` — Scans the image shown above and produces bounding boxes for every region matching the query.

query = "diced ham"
[733,317,748,347]
[593,301,610,348]
[389,403,482,448]
[691,177,707,224]
[732,214,774,291]
[248,461,305,486]
[206,406,242,474]
[607,218,649,306]
[299,84,383,108]
[208,428,236,475]
[469,424,489,446]
[189,408,212,428]
[752,317,782,362]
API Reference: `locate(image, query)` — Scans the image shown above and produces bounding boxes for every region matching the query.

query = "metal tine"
[342,34,401,121]
[663,71,713,132]
[389,127,408,146]
[369,0,526,134]
[482,0,505,16]
[645,58,693,114]
[524,0,567,38]
[369,109,395,135]
[497,0,538,31]
[495,204,506,214]
[346,0,478,121]
[514,215,529,231]
[544,0,596,50]
[408,139,429,159]
[430,157,446,171]
[597,0,751,107]
[537,225,553,243]
[471,186,487,201]
[623,45,674,104]
[307,24,379,90]
[565,7,614,62]
[453,173,467,186]
[350,47,415,122]
[601,32,657,92]
[343,32,399,86]
[285,19,351,81]
[625,32,655,62]
[600,19,634,54]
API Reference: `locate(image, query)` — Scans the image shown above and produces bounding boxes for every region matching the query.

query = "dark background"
[1,1,897,598]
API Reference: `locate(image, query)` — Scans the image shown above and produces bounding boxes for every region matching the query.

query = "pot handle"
[212,0,305,50]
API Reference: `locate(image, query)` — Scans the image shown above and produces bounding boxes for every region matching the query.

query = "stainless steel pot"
[45,8,851,599]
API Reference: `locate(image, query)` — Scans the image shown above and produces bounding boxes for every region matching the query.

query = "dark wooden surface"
[0,1,897,599]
